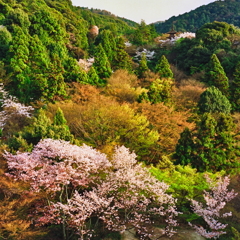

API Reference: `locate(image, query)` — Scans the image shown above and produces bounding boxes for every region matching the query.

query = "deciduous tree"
[189,175,237,239]
[4,139,179,240]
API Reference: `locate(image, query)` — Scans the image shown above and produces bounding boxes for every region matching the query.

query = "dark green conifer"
[137,53,149,78]
[21,108,74,146]
[204,54,229,96]
[99,30,116,62]
[0,26,12,58]
[198,86,231,114]
[52,108,74,142]
[87,66,101,86]
[155,55,173,79]
[93,43,112,79]
[113,36,132,72]
[231,61,240,112]
[174,128,195,166]
[174,113,239,173]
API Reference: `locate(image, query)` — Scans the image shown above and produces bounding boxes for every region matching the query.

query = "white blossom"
[189,175,237,239]
[0,85,34,129]
[134,48,155,60]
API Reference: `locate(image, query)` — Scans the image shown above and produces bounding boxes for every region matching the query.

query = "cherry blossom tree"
[0,84,33,131]
[4,139,179,240]
[189,175,237,239]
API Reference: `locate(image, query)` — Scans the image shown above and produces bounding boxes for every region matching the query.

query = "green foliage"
[204,54,229,96]
[6,7,31,30]
[155,0,240,33]
[150,164,224,221]
[196,21,235,50]
[113,36,133,72]
[80,6,135,35]
[54,107,67,125]
[138,78,173,105]
[131,20,152,45]
[171,38,211,74]
[62,101,159,159]
[174,128,195,166]
[174,113,240,173]
[0,25,12,58]
[93,43,112,80]
[97,29,116,63]
[137,53,149,78]
[169,21,240,76]
[155,55,173,79]
[231,61,240,112]
[198,86,232,114]
[87,66,101,86]
[16,108,74,148]
[231,227,240,240]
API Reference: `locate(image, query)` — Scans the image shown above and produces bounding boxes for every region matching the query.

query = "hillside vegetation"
[155,0,240,33]
[0,0,240,239]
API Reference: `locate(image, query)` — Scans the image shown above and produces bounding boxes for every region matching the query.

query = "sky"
[71,0,216,24]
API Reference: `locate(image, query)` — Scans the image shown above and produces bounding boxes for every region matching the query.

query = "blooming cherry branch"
[0,84,34,129]
[189,175,237,239]
[4,139,180,239]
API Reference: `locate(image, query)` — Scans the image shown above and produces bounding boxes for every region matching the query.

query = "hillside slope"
[0,0,135,103]
[155,0,240,33]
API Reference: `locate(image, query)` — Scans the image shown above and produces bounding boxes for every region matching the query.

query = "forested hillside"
[80,7,138,27]
[0,0,240,239]
[155,0,240,33]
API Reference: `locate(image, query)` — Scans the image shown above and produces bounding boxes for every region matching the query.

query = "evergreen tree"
[7,25,31,102]
[132,20,152,45]
[20,109,74,146]
[231,61,240,112]
[140,78,173,105]
[0,25,12,59]
[22,109,52,145]
[53,107,67,125]
[87,66,101,86]
[174,128,195,166]
[98,30,116,62]
[51,108,74,142]
[45,53,67,100]
[155,55,173,79]
[198,86,232,114]
[93,43,112,79]
[113,36,132,72]
[174,113,240,173]
[204,54,229,96]
[77,67,89,84]
[137,53,149,78]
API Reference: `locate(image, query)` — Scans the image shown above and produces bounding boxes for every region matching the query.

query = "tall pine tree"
[231,61,240,112]
[93,43,112,80]
[137,53,149,78]
[204,54,229,96]
[174,113,239,173]
[155,55,173,79]
[87,66,101,86]
[98,30,116,63]
[113,36,132,72]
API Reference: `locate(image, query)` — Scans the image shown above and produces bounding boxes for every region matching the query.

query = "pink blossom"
[0,84,33,129]
[189,175,237,239]
[5,140,179,239]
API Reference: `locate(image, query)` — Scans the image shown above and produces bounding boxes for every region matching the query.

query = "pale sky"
[71,0,216,24]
